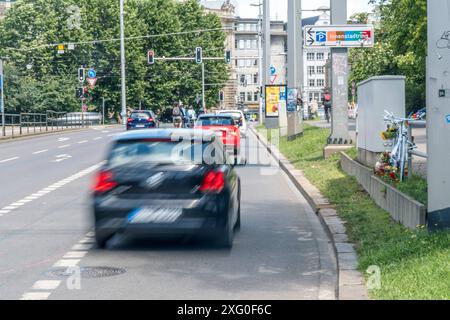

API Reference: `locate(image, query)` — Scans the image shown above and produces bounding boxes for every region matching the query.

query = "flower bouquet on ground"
[375,152,408,184]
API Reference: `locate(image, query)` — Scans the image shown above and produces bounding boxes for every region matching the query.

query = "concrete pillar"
[328,0,352,145]
[427,0,450,230]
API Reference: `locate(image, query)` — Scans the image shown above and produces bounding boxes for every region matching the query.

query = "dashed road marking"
[78,140,88,144]
[93,137,103,141]
[33,149,48,155]
[0,162,104,217]
[32,280,61,290]
[21,292,51,300]
[72,243,93,251]
[58,144,71,149]
[0,157,19,163]
[20,232,95,300]
[58,137,70,142]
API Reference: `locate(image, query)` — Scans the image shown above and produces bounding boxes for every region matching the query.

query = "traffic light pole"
[202,62,206,111]
[0,59,5,137]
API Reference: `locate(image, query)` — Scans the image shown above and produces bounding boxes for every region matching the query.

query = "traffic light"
[195,47,203,64]
[76,88,84,99]
[225,50,231,64]
[148,50,155,65]
[78,68,85,83]
[219,91,225,102]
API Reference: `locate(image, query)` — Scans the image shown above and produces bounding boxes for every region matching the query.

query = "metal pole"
[257,0,263,125]
[0,59,5,137]
[202,62,206,111]
[262,0,271,126]
[119,0,127,127]
[102,97,105,126]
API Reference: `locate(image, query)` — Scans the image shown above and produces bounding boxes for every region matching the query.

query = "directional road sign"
[304,25,375,48]
[88,69,96,79]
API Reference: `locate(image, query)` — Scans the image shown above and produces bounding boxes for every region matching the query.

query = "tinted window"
[130,112,151,119]
[197,117,233,126]
[108,140,225,167]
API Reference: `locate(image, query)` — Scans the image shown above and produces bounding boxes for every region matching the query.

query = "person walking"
[172,102,183,128]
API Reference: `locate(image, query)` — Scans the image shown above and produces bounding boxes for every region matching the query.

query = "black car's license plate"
[127,207,182,224]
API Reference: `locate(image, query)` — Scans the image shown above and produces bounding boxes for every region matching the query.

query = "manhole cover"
[46,266,126,279]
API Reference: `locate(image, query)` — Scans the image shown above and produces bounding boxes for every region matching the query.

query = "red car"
[195,114,241,156]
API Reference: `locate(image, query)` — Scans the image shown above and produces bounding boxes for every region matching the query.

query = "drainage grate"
[46,266,126,279]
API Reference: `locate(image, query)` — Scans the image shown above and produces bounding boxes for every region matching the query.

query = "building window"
[246,39,251,49]
[317,52,325,60]
[254,92,259,102]
[240,75,246,85]
[308,66,315,76]
[239,40,245,49]
[253,73,258,84]
[246,74,252,85]
[238,59,245,67]
[252,40,257,49]
[309,79,315,87]
[317,79,325,87]
[317,66,325,74]
[240,92,246,102]
[247,92,252,102]
[253,59,258,66]
[246,59,252,67]
[307,52,315,61]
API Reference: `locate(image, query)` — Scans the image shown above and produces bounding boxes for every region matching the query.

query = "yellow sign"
[57,44,65,54]
[265,85,287,118]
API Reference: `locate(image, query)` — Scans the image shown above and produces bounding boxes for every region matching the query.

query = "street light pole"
[0,59,5,137]
[102,97,106,126]
[119,0,127,127]
[251,1,264,125]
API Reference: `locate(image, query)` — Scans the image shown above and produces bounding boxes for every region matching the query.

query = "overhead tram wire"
[4,27,234,52]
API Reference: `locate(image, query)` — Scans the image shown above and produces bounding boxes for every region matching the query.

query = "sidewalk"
[306,119,427,178]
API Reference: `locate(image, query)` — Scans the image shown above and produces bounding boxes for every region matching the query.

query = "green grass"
[257,125,450,300]
[396,175,428,205]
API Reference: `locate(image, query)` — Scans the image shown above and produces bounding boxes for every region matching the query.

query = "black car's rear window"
[108,140,226,167]
[197,117,233,126]
[130,112,151,119]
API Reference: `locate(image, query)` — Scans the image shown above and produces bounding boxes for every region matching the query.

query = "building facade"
[0,0,14,19]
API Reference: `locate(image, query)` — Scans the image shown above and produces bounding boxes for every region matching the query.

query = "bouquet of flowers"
[380,124,398,141]
[375,152,407,183]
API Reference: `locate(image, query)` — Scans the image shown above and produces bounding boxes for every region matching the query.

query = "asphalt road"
[0,126,337,300]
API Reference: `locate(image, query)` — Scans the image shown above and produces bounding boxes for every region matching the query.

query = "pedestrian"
[172,102,183,128]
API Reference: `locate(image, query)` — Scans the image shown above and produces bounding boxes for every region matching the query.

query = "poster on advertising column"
[265,85,287,118]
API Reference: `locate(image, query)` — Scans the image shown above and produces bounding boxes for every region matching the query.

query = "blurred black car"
[126,110,159,130]
[92,129,241,249]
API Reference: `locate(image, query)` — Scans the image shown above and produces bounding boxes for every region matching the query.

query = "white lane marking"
[52,154,72,163]
[93,137,103,141]
[20,232,95,300]
[0,157,19,163]
[78,140,88,144]
[32,280,61,290]
[102,130,109,133]
[107,134,115,137]
[63,251,87,259]
[72,244,93,251]
[58,137,70,142]
[58,145,70,149]
[79,238,96,244]
[0,162,104,217]
[53,259,80,268]
[21,292,51,300]
[33,149,48,155]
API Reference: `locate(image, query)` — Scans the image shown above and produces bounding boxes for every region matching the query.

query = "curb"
[251,128,369,300]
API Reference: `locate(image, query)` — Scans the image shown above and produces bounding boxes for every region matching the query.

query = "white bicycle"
[383,110,419,182]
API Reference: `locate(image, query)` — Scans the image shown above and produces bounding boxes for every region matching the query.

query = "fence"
[1,110,102,137]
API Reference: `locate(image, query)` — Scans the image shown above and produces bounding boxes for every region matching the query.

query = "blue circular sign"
[270,66,276,75]
[88,69,96,78]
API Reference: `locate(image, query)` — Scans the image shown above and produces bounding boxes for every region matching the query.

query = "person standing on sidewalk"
[323,92,332,123]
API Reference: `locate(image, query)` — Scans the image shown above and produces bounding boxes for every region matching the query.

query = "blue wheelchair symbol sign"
[88,69,96,79]
[316,31,327,43]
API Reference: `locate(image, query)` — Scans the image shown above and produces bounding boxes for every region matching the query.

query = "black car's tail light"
[93,170,118,194]
[127,118,133,123]
[199,171,225,193]
[147,118,154,122]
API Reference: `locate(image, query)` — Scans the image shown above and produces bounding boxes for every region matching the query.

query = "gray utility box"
[356,76,406,167]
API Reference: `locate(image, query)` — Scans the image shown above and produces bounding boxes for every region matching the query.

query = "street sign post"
[304,25,375,48]
[88,69,96,79]
[87,77,97,89]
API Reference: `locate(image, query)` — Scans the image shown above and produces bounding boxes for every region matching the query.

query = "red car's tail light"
[127,118,133,122]
[147,118,154,122]
[199,171,225,193]
[93,170,118,193]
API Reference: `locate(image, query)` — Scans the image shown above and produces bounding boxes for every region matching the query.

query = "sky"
[235,0,374,20]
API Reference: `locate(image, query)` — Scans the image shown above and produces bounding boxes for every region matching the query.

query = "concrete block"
[324,145,354,159]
